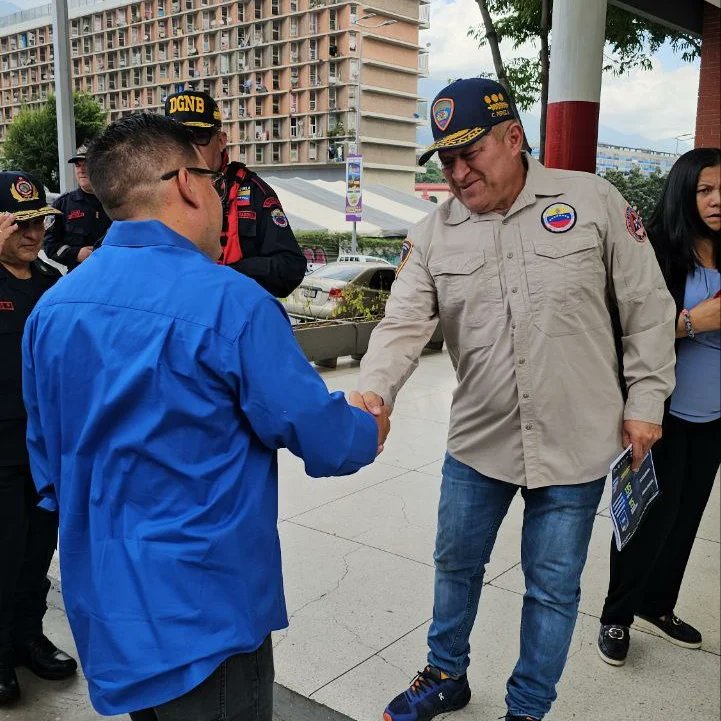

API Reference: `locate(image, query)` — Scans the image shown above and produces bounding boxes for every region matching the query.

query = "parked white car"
[336,254,393,265]
[285,262,396,321]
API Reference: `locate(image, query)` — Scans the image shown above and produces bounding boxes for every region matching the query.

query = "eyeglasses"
[160,167,226,198]
[189,128,218,147]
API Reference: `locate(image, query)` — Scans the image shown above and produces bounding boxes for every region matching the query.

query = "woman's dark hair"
[647,147,721,279]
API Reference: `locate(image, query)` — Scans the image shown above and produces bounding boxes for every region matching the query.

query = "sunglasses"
[189,128,218,147]
[160,167,227,198]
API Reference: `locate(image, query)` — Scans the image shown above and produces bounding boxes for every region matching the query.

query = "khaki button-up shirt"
[359,155,676,488]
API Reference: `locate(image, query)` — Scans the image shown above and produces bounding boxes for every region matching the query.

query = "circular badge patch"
[270,208,288,228]
[541,203,577,233]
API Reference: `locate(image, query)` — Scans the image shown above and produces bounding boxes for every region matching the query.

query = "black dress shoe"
[0,660,20,705]
[14,635,78,680]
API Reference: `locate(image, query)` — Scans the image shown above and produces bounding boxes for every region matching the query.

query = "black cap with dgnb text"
[164,90,222,128]
[0,171,62,222]
[419,77,518,165]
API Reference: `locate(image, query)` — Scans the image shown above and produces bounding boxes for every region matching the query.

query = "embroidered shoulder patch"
[263,196,281,210]
[625,206,647,243]
[270,208,289,228]
[396,238,413,275]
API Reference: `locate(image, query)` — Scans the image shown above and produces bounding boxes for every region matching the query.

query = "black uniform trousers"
[602,413,721,627]
[0,464,58,660]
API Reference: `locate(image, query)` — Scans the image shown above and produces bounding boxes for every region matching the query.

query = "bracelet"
[681,309,695,339]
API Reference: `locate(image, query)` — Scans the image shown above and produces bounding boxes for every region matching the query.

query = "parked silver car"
[284,261,396,321]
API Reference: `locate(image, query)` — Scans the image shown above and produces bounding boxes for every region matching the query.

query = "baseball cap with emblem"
[419,77,519,166]
[164,90,222,128]
[68,144,88,164]
[0,171,62,222]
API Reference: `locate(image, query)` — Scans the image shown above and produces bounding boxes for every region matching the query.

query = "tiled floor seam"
[282,466,419,522]
[307,617,433,699]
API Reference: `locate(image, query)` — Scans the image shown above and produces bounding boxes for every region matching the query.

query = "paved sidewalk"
[4,350,719,721]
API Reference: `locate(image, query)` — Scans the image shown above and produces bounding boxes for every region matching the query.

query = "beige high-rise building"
[0,0,429,192]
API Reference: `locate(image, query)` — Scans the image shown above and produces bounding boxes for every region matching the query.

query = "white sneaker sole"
[634,618,703,649]
[596,642,626,666]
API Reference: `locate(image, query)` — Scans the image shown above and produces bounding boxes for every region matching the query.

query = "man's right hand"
[348,390,391,454]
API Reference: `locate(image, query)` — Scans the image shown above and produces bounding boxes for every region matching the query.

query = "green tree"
[0,93,106,191]
[603,166,667,220]
[415,159,445,183]
[469,1,700,161]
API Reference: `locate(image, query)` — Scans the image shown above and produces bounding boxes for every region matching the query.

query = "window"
[272,143,281,163]
[272,20,281,41]
[308,142,317,160]
[349,32,357,52]
[255,145,265,164]
[309,90,316,111]
[254,0,262,20]
[272,96,280,114]
[290,145,299,162]
[272,70,280,90]
[255,98,263,116]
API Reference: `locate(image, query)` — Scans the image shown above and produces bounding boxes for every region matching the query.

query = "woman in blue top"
[598,147,721,666]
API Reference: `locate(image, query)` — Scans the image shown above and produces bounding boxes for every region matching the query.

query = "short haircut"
[86,113,199,219]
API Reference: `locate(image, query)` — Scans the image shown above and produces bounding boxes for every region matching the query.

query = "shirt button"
[507,252,514,259]
[511,287,518,293]
[525,423,533,431]
[511,321,516,329]
[522,392,530,399]
[518,358,525,365]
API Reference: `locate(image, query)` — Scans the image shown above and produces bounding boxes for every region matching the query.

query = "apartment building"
[0,0,430,191]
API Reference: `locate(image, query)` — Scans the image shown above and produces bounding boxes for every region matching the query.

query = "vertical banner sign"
[345,154,363,222]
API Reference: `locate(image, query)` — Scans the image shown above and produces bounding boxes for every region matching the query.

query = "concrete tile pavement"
[6,350,719,721]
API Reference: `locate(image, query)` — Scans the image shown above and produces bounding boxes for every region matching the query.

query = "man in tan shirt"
[357,78,676,721]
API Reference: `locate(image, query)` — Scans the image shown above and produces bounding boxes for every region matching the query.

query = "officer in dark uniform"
[165,90,306,297]
[43,145,112,272]
[0,171,78,705]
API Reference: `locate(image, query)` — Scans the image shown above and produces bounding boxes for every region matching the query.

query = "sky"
[419,0,700,154]
[2,0,702,155]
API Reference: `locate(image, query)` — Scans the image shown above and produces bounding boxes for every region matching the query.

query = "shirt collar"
[101,219,205,256]
[442,153,565,226]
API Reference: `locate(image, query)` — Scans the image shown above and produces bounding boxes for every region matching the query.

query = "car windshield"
[307,266,361,282]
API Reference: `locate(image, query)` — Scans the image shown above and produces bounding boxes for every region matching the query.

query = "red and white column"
[544,0,608,172]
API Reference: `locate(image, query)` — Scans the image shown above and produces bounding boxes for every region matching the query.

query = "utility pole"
[51,0,77,193]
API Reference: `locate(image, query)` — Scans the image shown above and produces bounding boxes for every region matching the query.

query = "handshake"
[348,390,391,455]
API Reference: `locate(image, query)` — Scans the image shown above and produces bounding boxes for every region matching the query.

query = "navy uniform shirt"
[220,162,306,298]
[0,259,60,465]
[44,188,111,271]
[22,220,377,715]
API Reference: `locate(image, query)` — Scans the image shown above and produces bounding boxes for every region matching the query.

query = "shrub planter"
[293,319,443,367]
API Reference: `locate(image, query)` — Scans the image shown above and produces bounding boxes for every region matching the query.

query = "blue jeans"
[427,453,604,720]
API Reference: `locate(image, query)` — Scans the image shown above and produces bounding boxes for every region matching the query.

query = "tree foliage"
[415,159,445,183]
[468,1,700,113]
[603,167,667,220]
[0,93,106,191]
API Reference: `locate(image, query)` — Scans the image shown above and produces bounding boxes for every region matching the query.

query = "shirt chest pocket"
[524,232,603,309]
[430,250,502,311]
[429,251,504,348]
[523,231,607,336]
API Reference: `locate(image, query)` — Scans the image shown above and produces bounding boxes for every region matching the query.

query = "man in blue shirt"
[22,114,385,720]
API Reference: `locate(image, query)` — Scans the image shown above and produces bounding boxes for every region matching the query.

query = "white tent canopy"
[264,177,436,236]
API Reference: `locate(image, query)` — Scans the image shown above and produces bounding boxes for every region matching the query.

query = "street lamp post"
[674,133,695,155]
[348,14,396,253]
